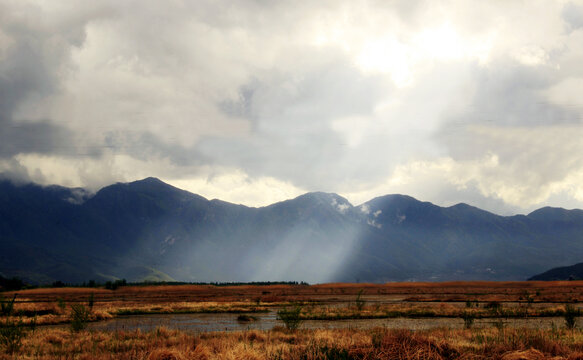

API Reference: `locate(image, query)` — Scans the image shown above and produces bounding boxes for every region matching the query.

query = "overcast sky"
[1,0,583,214]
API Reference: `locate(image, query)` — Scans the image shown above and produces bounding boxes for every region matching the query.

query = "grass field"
[2,281,583,358]
[3,325,583,359]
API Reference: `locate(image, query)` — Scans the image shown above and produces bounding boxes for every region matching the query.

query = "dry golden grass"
[7,281,583,304]
[295,301,576,321]
[7,299,272,326]
[4,326,583,359]
[4,281,583,359]
[5,281,583,327]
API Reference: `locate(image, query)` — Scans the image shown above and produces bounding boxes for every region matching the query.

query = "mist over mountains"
[1,177,583,285]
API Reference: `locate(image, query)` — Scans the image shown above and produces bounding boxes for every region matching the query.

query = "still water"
[85,311,569,333]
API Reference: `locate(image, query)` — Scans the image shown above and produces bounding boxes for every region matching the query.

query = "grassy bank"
[3,326,583,359]
[298,302,576,321]
[4,296,580,326]
[2,300,274,326]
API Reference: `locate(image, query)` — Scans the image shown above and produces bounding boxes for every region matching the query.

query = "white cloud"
[1,0,583,213]
[168,170,306,207]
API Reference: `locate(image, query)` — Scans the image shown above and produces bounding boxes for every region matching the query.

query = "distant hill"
[529,262,583,281]
[1,177,583,284]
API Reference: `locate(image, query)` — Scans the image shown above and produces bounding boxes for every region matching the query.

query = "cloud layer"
[1,0,583,214]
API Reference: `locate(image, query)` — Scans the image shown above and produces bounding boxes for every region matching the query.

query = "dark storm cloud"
[0,0,582,212]
[104,131,210,167]
[563,2,583,30]
[0,2,100,160]
[0,32,62,156]
[0,122,73,157]
[438,60,582,160]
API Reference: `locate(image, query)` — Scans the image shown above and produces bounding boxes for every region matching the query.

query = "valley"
[2,282,583,359]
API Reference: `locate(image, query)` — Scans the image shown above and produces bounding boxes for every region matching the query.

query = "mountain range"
[1,177,583,285]
[529,262,583,281]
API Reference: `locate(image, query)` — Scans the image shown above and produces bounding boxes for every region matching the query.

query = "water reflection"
[85,310,569,333]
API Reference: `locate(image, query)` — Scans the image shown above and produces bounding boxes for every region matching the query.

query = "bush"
[355,289,365,312]
[105,279,127,290]
[485,301,502,311]
[462,311,475,329]
[0,276,25,291]
[0,318,27,353]
[0,294,16,316]
[88,293,94,311]
[277,305,302,330]
[56,297,66,311]
[70,303,90,332]
[0,294,27,354]
[236,314,256,322]
[564,304,578,329]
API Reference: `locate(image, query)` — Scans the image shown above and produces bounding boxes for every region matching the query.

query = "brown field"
[3,281,583,358]
[3,324,583,359]
[3,281,583,324]
[8,280,583,304]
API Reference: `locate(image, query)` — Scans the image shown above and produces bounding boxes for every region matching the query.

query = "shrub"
[485,301,502,312]
[236,314,256,322]
[564,304,578,329]
[0,276,25,291]
[466,300,478,308]
[57,297,66,311]
[494,318,505,331]
[0,293,29,353]
[88,293,95,311]
[277,305,302,330]
[355,289,366,312]
[462,311,475,329]
[105,279,127,290]
[52,280,66,288]
[0,318,27,353]
[0,294,16,316]
[70,303,90,332]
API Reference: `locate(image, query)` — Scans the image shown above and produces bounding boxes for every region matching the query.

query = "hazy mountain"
[1,177,583,284]
[529,262,583,281]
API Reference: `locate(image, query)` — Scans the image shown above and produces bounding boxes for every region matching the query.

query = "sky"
[1,0,583,215]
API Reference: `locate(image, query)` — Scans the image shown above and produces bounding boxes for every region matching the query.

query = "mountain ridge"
[1,177,583,284]
[529,262,583,281]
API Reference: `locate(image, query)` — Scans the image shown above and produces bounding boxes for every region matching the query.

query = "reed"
[3,326,583,359]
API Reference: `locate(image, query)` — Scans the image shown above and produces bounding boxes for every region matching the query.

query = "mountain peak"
[291,192,352,210]
[297,191,350,202]
[446,202,497,218]
[364,194,421,205]
[4,177,583,284]
[527,206,574,221]
[450,202,473,209]
[130,177,165,185]
[266,191,354,216]
[361,194,430,212]
[90,177,207,206]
